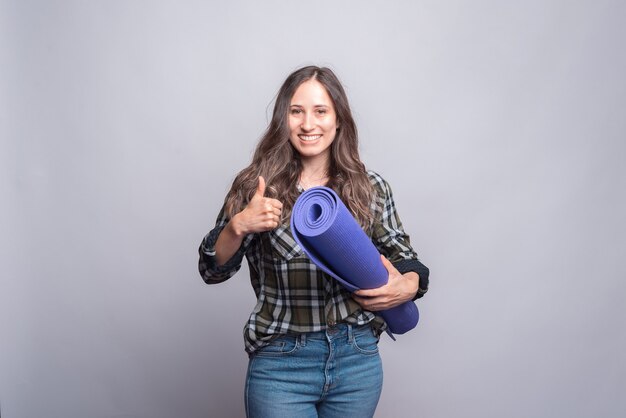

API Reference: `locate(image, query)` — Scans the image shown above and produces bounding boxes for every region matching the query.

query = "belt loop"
[299,332,307,347]
[347,323,354,343]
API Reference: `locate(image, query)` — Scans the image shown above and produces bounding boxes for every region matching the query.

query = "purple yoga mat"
[290,186,419,334]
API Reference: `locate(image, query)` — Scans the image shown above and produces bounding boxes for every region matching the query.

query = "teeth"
[300,135,322,141]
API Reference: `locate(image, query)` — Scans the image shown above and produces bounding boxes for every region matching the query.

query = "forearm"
[214,215,246,266]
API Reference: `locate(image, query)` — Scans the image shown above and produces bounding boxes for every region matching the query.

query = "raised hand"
[231,176,284,236]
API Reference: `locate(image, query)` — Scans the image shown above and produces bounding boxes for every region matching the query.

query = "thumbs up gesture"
[232,176,284,235]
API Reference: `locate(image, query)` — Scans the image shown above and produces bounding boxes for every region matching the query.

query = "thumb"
[380,254,393,271]
[255,176,266,198]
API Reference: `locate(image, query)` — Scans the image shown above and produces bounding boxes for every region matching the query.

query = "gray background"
[1,0,625,417]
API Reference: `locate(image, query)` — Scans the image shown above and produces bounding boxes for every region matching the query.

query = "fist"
[233,176,284,235]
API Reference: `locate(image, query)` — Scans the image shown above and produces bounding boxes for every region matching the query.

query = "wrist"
[403,272,420,296]
[228,213,247,238]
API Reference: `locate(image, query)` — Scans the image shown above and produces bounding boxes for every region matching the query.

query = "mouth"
[298,134,323,142]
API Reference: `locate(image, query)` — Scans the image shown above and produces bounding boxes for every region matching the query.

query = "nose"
[301,112,315,131]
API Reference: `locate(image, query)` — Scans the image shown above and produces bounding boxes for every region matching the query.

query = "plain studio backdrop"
[1,1,625,417]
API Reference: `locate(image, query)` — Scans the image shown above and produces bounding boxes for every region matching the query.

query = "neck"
[300,153,330,179]
[299,156,331,189]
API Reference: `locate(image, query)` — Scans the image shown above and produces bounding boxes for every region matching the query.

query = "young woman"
[198,66,429,418]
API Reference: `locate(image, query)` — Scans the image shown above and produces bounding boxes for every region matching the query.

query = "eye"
[316,109,327,115]
[290,108,302,115]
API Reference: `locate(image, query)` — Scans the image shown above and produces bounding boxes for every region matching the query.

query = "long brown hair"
[223,66,374,229]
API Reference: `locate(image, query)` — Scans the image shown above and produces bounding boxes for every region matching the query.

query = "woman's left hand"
[352,255,420,311]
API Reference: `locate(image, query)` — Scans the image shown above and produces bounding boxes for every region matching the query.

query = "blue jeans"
[245,323,383,418]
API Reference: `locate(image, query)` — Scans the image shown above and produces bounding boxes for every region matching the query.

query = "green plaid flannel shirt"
[199,170,429,354]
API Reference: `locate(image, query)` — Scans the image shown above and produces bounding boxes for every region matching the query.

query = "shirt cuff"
[200,224,248,275]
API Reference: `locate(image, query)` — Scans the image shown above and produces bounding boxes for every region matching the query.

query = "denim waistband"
[283,323,376,347]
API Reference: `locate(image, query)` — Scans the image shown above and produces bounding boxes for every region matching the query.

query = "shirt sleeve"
[198,204,256,284]
[370,174,430,300]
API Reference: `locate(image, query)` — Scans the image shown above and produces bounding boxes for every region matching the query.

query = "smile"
[299,134,322,141]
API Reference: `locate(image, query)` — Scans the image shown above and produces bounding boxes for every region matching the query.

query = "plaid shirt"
[198,170,429,354]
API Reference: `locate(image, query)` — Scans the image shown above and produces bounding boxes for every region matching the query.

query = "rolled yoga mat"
[290,186,419,334]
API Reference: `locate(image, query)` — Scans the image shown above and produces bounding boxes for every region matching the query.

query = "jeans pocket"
[254,336,300,357]
[351,326,380,355]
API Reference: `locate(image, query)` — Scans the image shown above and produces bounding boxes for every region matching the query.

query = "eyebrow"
[289,104,330,108]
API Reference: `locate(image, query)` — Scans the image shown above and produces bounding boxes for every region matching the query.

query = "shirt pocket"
[268,223,304,261]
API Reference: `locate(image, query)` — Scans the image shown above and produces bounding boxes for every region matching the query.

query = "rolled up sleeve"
[198,206,256,284]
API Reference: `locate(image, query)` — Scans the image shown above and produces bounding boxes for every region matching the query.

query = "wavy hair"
[223,66,374,229]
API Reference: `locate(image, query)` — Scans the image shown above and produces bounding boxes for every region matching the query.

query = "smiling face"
[288,79,339,165]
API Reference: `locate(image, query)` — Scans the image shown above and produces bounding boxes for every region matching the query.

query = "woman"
[198,66,429,418]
